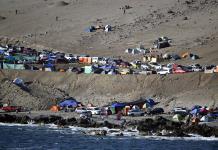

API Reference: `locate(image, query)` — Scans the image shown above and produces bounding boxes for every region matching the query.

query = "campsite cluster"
[0,41,218,75]
[49,97,218,125]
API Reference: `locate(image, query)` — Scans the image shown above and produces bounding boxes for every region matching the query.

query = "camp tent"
[3,63,25,70]
[50,105,60,112]
[111,102,126,114]
[84,66,93,74]
[85,26,96,32]
[190,109,200,115]
[172,114,183,122]
[59,98,79,108]
[146,98,155,106]
[13,78,24,86]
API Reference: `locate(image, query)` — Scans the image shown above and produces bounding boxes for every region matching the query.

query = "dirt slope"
[0,70,218,111]
[0,0,218,111]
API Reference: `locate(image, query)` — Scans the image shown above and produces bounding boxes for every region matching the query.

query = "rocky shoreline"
[0,113,218,137]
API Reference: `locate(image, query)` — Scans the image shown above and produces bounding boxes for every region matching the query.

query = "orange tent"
[214,66,218,73]
[181,52,189,58]
[50,105,60,112]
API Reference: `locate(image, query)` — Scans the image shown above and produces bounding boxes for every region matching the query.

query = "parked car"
[75,107,88,114]
[127,109,144,116]
[0,106,22,112]
[119,68,131,75]
[157,69,172,75]
[148,108,164,115]
[130,60,141,68]
[148,62,162,70]
[141,64,150,70]
[86,107,101,115]
[172,107,189,115]
[204,65,216,73]
[173,67,186,74]
[190,64,203,72]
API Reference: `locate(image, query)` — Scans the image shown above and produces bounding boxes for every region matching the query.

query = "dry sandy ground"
[0,0,218,111]
[0,0,217,60]
[0,70,218,112]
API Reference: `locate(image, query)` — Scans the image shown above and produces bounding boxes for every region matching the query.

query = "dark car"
[148,108,164,115]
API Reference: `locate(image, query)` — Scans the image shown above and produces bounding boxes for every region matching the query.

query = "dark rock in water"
[16,115,30,124]
[0,114,30,124]
[103,121,121,129]
[137,116,186,137]
[53,117,77,126]
[77,118,92,128]
[33,115,62,124]
[183,124,218,137]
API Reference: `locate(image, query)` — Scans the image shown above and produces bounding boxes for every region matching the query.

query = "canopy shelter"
[111,102,126,114]
[59,98,79,108]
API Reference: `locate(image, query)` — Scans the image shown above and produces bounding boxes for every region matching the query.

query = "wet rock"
[0,114,30,124]
[137,116,186,137]
[55,117,77,126]
[183,124,218,137]
[33,115,62,124]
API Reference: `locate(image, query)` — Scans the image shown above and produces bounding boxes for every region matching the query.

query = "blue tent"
[100,65,116,70]
[146,98,155,107]
[44,62,54,68]
[84,26,95,32]
[190,109,199,115]
[111,102,126,108]
[191,105,202,111]
[59,98,78,107]
[4,55,16,62]
[0,50,4,54]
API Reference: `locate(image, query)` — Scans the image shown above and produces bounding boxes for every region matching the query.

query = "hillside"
[0,0,218,111]
[0,70,218,111]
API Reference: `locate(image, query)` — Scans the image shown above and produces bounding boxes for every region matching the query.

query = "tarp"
[111,102,126,108]
[85,26,95,32]
[100,65,116,70]
[146,98,155,107]
[13,54,38,62]
[4,56,16,63]
[84,66,93,74]
[191,105,202,111]
[59,98,78,107]
[3,63,25,70]
[13,78,24,85]
[190,108,199,115]
[172,114,183,122]
[0,50,4,54]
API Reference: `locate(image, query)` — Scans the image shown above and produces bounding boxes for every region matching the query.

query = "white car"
[157,69,172,75]
[141,64,150,70]
[190,64,202,72]
[172,107,189,114]
[127,109,144,116]
[75,107,88,114]
[148,62,162,70]
[86,107,101,115]
[65,54,74,60]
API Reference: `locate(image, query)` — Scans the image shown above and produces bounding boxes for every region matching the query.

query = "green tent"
[3,63,25,70]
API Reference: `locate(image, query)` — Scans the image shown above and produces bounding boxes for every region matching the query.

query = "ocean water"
[0,123,218,150]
